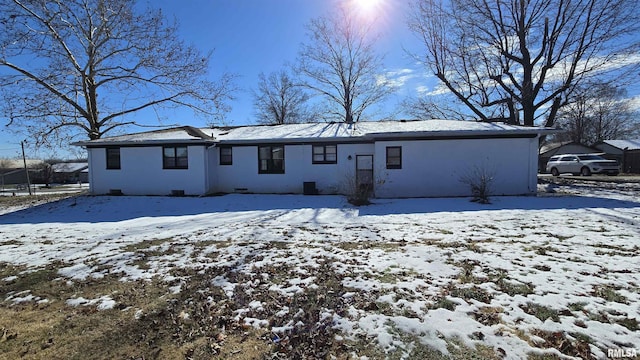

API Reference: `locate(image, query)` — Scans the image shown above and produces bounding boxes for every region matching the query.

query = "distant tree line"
[554,83,640,146]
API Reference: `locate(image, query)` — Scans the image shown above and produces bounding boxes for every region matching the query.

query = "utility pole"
[21,141,32,195]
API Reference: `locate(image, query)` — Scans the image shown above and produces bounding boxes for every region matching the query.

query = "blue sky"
[0,0,430,159]
[157,0,426,124]
[2,0,638,159]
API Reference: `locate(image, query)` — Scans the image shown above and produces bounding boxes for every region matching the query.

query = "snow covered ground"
[1,180,639,358]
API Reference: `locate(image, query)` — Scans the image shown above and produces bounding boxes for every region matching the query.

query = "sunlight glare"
[349,0,385,19]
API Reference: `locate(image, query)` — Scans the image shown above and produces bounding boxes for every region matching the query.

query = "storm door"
[356,155,374,194]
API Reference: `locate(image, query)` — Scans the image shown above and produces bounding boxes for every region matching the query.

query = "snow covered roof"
[51,162,88,173]
[74,120,556,147]
[538,141,599,156]
[73,126,215,147]
[601,139,640,151]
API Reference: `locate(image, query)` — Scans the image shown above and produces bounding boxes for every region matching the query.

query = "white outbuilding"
[73,120,555,198]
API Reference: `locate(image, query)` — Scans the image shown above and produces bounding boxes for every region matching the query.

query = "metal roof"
[51,162,89,173]
[601,139,640,151]
[73,120,558,147]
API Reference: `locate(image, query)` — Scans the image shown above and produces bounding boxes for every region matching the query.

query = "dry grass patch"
[0,260,273,359]
[334,241,406,252]
[591,284,628,304]
[522,303,560,323]
[2,262,67,303]
[529,329,594,359]
[448,285,493,304]
[615,317,639,331]
[427,295,458,311]
[454,263,535,297]
[0,240,22,246]
[496,278,535,297]
[591,243,639,257]
[0,275,187,359]
[472,306,504,326]
[0,277,275,359]
[122,238,174,252]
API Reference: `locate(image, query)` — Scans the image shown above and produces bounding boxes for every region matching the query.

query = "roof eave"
[73,139,217,148]
[218,136,367,145]
[369,128,560,140]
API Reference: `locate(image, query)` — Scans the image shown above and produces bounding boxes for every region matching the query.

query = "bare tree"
[0,0,235,149]
[30,161,53,186]
[0,159,14,169]
[252,70,313,125]
[296,9,392,123]
[402,96,468,121]
[409,0,640,127]
[555,83,640,145]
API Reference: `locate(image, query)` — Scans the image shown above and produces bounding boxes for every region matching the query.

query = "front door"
[356,155,374,194]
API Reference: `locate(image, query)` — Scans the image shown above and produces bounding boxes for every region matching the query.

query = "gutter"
[72,139,217,148]
[216,136,372,146]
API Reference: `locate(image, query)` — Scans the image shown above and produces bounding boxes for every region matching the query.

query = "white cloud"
[628,95,640,112]
[377,68,417,89]
[415,85,430,95]
[416,83,450,96]
[588,52,640,74]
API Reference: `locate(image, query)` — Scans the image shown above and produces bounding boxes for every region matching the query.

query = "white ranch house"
[74,120,554,198]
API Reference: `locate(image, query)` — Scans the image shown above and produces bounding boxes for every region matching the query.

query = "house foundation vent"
[303,182,318,195]
[108,189,123,196]
[171,190,185,197]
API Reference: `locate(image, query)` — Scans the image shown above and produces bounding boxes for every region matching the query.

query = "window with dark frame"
[312,144,337,164]
[220,146,232,165]
[106,147,121,169]
[258,145,285,174]
[163,146,188,169]
[386,146,402,169]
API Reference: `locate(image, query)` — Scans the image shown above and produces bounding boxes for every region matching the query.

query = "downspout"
[530,135,537,195]
[86,147,95,194]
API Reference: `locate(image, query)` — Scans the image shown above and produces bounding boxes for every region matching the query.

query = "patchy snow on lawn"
[0,180,639,358]
[5,289,49,305]
[66,295,116,310]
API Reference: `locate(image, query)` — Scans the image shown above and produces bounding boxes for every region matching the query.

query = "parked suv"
[546,154,619,176]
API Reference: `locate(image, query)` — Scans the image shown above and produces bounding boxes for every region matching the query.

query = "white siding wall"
[212,143,374,194]
[86,137,540,197]
[374,137,538,198]
[88,145,208,195]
